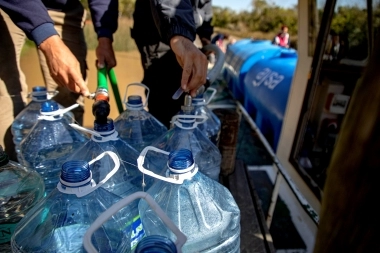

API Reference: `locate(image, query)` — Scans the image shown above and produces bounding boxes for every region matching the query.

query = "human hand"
[39,35,90,96]
[170,35,208,97]
[96,37,116,69]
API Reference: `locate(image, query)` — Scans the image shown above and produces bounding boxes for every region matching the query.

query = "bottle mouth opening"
[168,149,194,170]
[61,160,91,183]
[94,118,115,132]
[135,235,177,253]
[41,100,59,112]
[126,95,144,109]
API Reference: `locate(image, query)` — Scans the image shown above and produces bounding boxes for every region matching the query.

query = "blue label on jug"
[0,223,17,244]
[130,215,145,250]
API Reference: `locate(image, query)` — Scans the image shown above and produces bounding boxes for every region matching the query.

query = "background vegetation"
[25,0,378,56]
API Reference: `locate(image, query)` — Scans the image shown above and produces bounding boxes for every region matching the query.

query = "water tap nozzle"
[92,88,110,124]
[180,94,194,114]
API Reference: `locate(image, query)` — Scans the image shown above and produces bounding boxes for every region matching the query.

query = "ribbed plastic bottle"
[83,191,187,253]
[11,152,133,253]
[68,118,159,250]
[188,87,221,146]
[11,86,74,162]
[137,147,241,253]
[0,145,45,253]
[18,100,89,194]
[114,83,167,152]
[151,95,221,181]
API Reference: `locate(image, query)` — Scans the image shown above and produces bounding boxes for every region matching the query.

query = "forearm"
[88,0,118,40]
[0,0,57,46]
[149,0,196,44]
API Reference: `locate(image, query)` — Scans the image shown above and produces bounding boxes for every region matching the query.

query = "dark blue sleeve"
[0,0,58,46]
[149,0,196,44]
[88,0,118,40]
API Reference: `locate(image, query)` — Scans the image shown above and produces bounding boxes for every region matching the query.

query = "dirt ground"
[20,49,145,128]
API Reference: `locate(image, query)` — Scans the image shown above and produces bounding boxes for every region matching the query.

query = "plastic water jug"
[137,147,241,253]
[11,151,133,253]
[83,191,187,253]
[114,83,167,152]
[11,86,74,162]
[187,87,221,146]
[68,118,160,249]
[18,100,89,194]
[0,145,44,252]
[68,118,156,196]
[151,97,221,181]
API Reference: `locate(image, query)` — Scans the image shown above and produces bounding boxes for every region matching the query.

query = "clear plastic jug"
[185,87,221,146]
[11,86,73,162]
[83,191,187,253]
[68,118,156,196]
[69,117,160,249]
[137,147,241,253]
[114,83,167,152]
[151,106,221,181]
[11,151,132,253]
[18,100,89,194]
[0,145,45,252]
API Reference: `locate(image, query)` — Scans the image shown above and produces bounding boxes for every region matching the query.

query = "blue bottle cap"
[32,86,47,92]
[135,235,177,253]
[94,118,115,132]
[61,160,91,183]
[41,100,59,112]
[168,149,194,170]
[127,95,143,105]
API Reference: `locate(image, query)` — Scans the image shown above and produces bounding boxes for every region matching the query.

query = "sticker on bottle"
[127,215,145,250]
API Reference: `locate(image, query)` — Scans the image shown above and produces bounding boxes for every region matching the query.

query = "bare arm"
[39,35,90,96]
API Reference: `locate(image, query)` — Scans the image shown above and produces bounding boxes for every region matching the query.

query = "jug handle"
[123,82,150,108]
[137,146,198,184]
[57,151,120,197]
[83,191,187,253]
[38,103,79,121]
[204,87,217,105]
[170,114,208,130]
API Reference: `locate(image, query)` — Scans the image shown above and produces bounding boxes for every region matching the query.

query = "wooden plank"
[227,159,275,253]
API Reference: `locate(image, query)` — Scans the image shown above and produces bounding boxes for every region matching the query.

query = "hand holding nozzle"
[172,78,210,100]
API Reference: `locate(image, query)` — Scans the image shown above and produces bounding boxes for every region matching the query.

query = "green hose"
[97,67,108,90]
[107,68,124,114]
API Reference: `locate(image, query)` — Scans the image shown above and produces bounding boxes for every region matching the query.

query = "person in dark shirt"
[131,0,212,128]
[0,0,117,159]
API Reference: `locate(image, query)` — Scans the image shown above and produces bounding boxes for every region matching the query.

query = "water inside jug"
[69,117,162,248]
[18,100,89,194]
[114,83,167,152]
[83,191,187,253]
[0,145,45,252]
[11,86,74,162]
[11,151,132,253]
[184,87,221,146]
[137,147,241,253]
[150,95,221,181]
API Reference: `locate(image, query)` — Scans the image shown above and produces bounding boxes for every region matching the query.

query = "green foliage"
[330,6,370,60]
[212,0,297,36]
